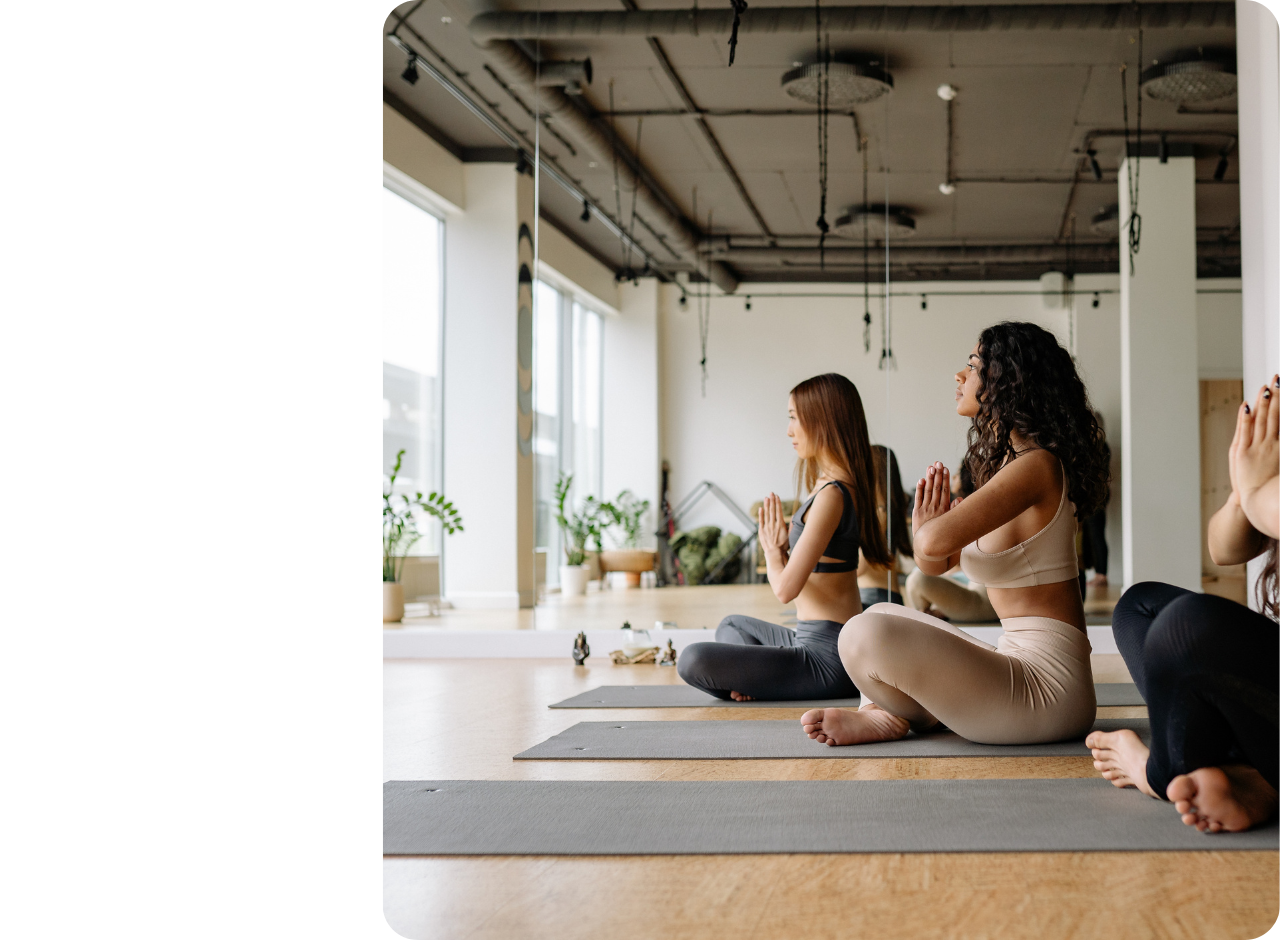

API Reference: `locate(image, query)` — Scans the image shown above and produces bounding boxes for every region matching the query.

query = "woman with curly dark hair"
[1087,377,1278,833]
[801,322,1110,747]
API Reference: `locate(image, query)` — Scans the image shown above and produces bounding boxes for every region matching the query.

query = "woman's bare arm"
[1208,493,1269,566]
[911,450,1057,571]
[764,485,844,604]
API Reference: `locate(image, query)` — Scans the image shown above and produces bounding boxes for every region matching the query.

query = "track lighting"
[938,182,955,196]
[920,294,928,310]
[745,296,752,311]
[580,199,591,223]
[1092,292,1100,308]
[936,84,958,101]
[401,55,419,85]
[1214,150,1230,181]
[1087,149,1103,181]
[678,294,688,309]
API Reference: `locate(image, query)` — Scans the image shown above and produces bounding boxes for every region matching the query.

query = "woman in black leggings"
[677,373,890,701]
[1088,376,1279,832]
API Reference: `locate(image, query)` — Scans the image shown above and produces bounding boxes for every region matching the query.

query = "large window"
[383,184,443,555]
[533,278,604,583]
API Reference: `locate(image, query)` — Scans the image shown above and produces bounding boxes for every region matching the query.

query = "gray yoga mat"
[548,683,1145,709]
[548,685,862,709]
[384,778,1279,855]
[515,717,1151,760]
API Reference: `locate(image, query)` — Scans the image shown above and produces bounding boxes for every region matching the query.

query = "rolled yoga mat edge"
[514,717,1151,760]
[385,778,1279,855]
[548,683,1144,709]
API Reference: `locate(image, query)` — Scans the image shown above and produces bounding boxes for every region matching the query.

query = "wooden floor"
[384,586,1277,940]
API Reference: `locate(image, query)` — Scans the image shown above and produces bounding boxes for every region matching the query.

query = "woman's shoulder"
[989,447,1060,490]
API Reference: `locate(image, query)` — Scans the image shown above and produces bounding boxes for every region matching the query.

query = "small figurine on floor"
[657,639,678,667]
[572,631,590,666]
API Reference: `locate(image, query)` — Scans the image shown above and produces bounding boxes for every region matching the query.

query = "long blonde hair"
[790,373,889,567]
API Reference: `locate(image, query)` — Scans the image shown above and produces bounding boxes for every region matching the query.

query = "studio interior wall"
[659,277,1242,583]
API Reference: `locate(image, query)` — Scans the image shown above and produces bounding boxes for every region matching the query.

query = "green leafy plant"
[553,472,607,566]
[601,490,651,549]
[384,449,463,582]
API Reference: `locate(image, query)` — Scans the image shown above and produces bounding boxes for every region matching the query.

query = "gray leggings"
[676,615,859,701]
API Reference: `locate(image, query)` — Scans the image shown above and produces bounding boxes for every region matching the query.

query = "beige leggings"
[903,569,997,623]
[839,603,1096,745]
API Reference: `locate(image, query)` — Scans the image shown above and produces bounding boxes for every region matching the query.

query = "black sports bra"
[787,480,860,573]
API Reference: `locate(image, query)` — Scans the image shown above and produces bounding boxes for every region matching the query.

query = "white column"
[442,163,536,608]
[1119,155,1201,591]
[1237,0,1280,609]
[602,278,661,546]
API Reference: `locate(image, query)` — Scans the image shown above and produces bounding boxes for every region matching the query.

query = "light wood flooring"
[384,587,1277,940]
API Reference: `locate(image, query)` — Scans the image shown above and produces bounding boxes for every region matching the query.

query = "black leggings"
[1112,581,1278,796]
[676,615,859,701]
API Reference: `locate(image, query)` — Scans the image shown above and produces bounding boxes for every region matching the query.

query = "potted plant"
[384,449,463,623]
[599,490,656,587]
[553,473,606,596]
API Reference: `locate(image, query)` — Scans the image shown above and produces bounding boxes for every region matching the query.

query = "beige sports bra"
[959,463,1078,589]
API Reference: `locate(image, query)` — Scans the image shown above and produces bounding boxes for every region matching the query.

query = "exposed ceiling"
[384,0,1240,287]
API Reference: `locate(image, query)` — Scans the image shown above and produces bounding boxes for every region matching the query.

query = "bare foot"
[1087,574,1108,587]
[1086,728,1157,798]
[1166,765,1279,833]
[728,690,755,702]
[800,703,910,746]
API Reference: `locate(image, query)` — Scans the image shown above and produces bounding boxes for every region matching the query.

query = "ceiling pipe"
[469,3,1233,43]
[465,31,739,292]
[707,241,1238,266]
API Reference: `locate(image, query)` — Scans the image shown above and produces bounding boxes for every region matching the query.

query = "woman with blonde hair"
[678,373,889,701]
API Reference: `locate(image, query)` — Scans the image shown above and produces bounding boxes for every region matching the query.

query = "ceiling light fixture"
[938,183,955,196]
[401,55,419,85]
[1141,54,1236,102]
[782,59,893,107]
[1087,149,1103,181]
[936,84,957,101]
[580,199,591,223]
[1090,204,1120,237]
[920,294,928,310]
[745,296,752,311]
[832,205,916,240]
[1092,292,1101,308]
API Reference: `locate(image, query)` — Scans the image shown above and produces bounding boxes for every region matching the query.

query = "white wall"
[602,278,661,548]
[659,278,1241,583]
[442,163,522,607]
[1237,0,1280,609]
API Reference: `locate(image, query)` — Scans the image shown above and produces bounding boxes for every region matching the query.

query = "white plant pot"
[560,564,591,596]
[383,582,405,624]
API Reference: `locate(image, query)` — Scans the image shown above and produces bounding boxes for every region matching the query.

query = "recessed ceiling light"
[1141,54,1236,102]
[832,205,916,240]
[588,161,598,168]
[781,59,893,107]
[1090,204,1120,237]
[441,15,452,24]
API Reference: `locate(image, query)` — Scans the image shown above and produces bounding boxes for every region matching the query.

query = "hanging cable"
[727,0,748,66]
[1121,7,1143,273]
[814,0,830,268]
[622,118,644,280]
[698,208,713,397]
[879,52,896,373]
[860,119,871,354]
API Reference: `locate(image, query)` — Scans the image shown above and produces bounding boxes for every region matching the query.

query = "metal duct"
[469,3,1234,43]
[477,39,739,293]
[707,242,1238,266]
[535,59,592,87]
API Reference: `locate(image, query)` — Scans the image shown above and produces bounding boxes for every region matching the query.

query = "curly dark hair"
[964,321,1111,518]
